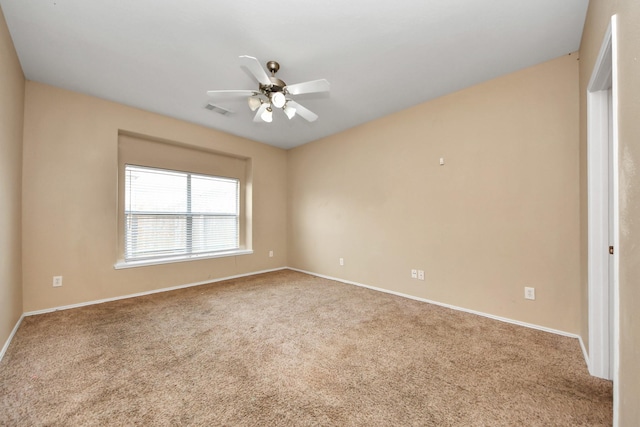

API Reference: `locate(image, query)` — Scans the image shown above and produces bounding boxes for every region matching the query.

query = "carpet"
[0,270,612,426]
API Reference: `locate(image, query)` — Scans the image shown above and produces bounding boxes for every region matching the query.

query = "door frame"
[587,12,618,403]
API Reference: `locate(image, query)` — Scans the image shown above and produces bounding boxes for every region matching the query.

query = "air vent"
[205,103,232,115]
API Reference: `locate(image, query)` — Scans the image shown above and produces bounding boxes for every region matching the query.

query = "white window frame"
[115,164,251,269]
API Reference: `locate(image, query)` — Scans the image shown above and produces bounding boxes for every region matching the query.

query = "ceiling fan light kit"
[207,56,329,123]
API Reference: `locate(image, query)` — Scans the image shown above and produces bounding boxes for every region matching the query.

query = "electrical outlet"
[339,258,344,266]
[53,276,63,287]
[524,287,535,300]
[411,269,418,279]
[269,250,274,258]
[418,270,425,280]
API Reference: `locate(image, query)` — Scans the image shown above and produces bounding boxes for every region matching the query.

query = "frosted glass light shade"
[283,104,296,119]
[248,96,262,111]
[261,106,273,123]
[271,92,286,108]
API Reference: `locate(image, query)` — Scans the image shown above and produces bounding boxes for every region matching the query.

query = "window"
[124,164,240,262]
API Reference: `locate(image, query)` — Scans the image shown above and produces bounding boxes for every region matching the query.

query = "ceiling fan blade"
[253,103,269,122]
[285,79,330,95]
[239,55,271,86]
[207,89,256,98]
[286,100,318,122]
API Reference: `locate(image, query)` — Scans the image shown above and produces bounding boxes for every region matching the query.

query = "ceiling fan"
[207,56,330,123]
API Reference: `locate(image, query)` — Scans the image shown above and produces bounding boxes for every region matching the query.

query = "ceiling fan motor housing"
[258,69,287,109]
[261,77,286,94]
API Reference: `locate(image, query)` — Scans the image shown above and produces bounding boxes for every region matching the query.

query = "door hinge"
[609,246,614,255]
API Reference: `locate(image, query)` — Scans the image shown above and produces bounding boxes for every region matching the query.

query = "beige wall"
[7,4,639,421]
[21,81,288,312]
[579,0,640,424]
[288,54,580,333]
[0,6,24,350]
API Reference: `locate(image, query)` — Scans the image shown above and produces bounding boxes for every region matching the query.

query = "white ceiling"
[1,0,588,149]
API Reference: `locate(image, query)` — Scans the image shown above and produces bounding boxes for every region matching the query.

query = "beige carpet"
[0,270,612,426]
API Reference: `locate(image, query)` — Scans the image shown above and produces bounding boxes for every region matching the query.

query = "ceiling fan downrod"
[261,60,286,94]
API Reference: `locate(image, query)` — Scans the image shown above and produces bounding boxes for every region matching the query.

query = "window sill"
[113,249,254,270]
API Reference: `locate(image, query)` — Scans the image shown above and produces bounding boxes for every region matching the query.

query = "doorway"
[587,17,618,384]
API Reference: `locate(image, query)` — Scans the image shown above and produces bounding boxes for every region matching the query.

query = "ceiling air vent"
[205,103,232,115]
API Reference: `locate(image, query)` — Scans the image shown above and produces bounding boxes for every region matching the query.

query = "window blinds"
[124,164,239,261]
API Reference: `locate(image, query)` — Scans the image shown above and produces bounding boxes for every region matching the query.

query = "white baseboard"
[288,267,588,359]
[3,268,286,363]
[6,266,590,369]
[0,314,25,363]
[578,335,590,370]
[23,267,288,317]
